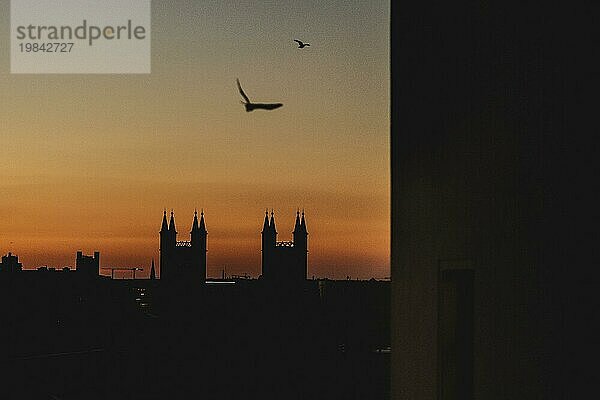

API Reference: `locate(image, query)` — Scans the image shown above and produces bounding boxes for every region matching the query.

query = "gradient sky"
[0,0,389,279]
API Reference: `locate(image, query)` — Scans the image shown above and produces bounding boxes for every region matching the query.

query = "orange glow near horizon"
[0,177,389,279]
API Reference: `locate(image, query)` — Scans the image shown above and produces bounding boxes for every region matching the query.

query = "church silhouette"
[261,210,308,282]
[158,209,308,283]
[159,210,207,282]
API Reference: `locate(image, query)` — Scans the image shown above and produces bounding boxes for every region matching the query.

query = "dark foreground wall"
[392,2,591,399]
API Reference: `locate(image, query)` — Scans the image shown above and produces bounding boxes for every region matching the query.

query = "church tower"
[159,210,169,280]
[261,210,271,278]
[293,210,308,280]
[191,209,208,281]
[168,210,177,247]
[261,210,277,279]
[160,209,206,283]
[261,210,308,282]
[299,210,308,279]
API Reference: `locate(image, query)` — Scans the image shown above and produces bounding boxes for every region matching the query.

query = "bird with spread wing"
[294,39,310,48]
[236,79,283,112]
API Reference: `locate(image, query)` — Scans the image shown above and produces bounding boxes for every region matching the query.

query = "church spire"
[199,209,207,233]
[293,209,301,233]
[300,209,308,233]
[160,209,169,233]
[191,209,199,233]
[168,210,177,233]
[150,258,156,280]
[269,210,277,234]
[262,209,270,232]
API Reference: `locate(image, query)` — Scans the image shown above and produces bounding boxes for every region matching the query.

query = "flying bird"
[236,79,283,112]
[293,39,310,48]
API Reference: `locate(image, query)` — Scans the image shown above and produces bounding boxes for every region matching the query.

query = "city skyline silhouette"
[2,208,387,280]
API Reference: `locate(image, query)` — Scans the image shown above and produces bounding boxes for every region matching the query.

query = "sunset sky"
[0,0,389,279]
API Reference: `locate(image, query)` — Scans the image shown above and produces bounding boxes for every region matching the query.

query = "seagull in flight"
[236,79,283,112]
[293,39,310,48]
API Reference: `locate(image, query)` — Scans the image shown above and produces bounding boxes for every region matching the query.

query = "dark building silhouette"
[0,252,23,272]
[261,210,308,282]
[159,210,207,282]
[76,251,99,276]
